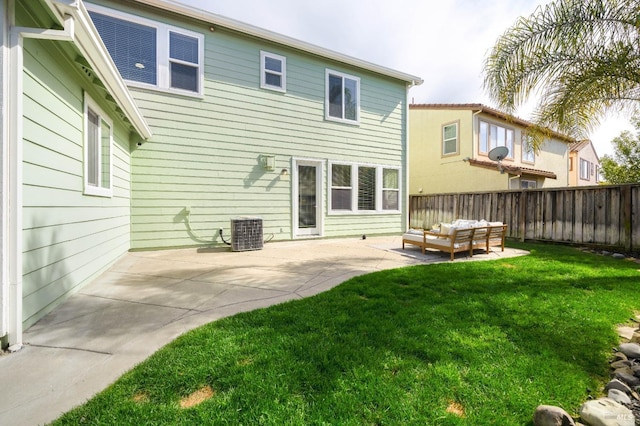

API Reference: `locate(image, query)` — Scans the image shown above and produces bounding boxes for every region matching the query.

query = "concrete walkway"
[0,236,528,426]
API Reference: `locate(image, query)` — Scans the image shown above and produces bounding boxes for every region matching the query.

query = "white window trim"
[83,92,113,198]
[86,3,205,97]
[442,121,459,156]
[328,161,401,215]
[260,51,286,92]
[325,69,360,125]
[521,179,537,189]
[579,158,590,180]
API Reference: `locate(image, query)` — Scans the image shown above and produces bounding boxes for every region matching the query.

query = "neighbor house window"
[442,122,459,156]
[84,93,113,197]
[522,134,535,163]
[580,158,590,180]
[326,70,360,124]
[521,179,537,189]
[329,163,400,213]
[88,4,204,95]
[479,120,514,159]
[260,51,286,92]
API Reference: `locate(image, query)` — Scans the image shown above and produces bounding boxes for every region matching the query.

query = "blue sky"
[178,0,634,156]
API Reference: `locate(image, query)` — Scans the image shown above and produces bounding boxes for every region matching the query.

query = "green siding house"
[0,0,421,348]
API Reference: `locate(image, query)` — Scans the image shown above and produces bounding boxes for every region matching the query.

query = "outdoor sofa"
[402,219,508,261]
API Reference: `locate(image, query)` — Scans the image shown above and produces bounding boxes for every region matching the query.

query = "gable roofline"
[133,0,423,87]
[410,103,576,144]
[570,139,600,161]
[45,0,152,140]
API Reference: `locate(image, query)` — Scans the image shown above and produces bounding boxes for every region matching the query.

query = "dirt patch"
[132,392,149,404]
[446,401,466,418]
[179,385,215,409]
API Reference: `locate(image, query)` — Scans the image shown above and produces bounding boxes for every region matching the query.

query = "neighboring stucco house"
[409,104,575,194]
[569,140,601,186]
[0,0,421,347]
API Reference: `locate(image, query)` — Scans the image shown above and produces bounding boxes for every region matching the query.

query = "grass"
[53,242,640,425]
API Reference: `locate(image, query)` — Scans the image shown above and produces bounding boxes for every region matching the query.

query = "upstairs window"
[326,70,360,124]
[88,5,204,96]
[522,134,535,163]
[580,158,590,180]
[84,93,112,197]
[442,122,459,156]
[479,120,514,159]
[260,51,286,92]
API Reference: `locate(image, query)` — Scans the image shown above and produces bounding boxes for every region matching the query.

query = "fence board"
[408,184,639,251]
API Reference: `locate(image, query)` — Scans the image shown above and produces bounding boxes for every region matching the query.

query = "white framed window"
[580,158,590,180]
[521,179,537,189]
[442,122,459,156]
[326,69,360,124]
[84,93,113,197]
[88,4,204,96]
[479,120,514,159]
[329,162,400,214]
[522,134,535,163]
[260,51,286,92]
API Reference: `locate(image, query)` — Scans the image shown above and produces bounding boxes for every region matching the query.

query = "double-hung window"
[522,134,535,163]
[479,120,514,159]
[326,69,360,124]
[580,158,590,180]
[329,163,400,213]
[442,122,459,156]
[260,51,286,92]
[84,93,113,197]
[88,4,204,96]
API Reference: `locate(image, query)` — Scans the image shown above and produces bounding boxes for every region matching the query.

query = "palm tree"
[484,0,640,142]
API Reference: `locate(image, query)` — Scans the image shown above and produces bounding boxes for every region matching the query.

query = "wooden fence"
[409,184,640,252]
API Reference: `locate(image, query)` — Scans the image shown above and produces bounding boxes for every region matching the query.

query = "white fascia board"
[45,0,152,140]
[134,0,424,87]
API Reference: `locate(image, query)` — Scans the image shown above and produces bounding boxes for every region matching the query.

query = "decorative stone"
[631,365,640,378]
[613,366,635,377]
[580,398,635,426]
[614,371,640,388]
[533,405,576,426]
[608,389,632,405]
[630,332,640,344]
[612,253,626,259]
[612,352,628,362]
[602,251,612,256]
[605,379,633,395]
[619,343,640,359]
[611,360,632,369]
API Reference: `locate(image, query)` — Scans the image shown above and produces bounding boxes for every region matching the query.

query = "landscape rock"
[612,352,629,362]
[608,389,632,405]
[580,398,635,426]
[614,371,640,388]
[612,253,626,259]
[605,379,634,395]
[631,332,640,344]
[619,343,640,359]
[533,405,576,426]
[611,360,633,369]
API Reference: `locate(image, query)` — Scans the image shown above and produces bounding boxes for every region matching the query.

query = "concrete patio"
[0,235,528,426]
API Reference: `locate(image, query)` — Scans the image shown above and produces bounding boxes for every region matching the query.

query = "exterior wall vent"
[230,217,263,252]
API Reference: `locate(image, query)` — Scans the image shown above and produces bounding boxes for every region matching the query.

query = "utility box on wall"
[231,217,263,252]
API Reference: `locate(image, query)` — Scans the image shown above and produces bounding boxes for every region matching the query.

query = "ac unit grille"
[231,217,263,252]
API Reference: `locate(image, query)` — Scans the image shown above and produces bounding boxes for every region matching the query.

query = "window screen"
[90,12,157,85]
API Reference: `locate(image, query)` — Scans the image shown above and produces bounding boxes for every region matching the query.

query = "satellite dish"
[488,146,509,162]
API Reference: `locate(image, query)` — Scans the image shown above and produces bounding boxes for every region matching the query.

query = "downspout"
[5,0,74,349]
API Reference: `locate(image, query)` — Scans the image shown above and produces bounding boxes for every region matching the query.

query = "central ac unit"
[230,217,263,252]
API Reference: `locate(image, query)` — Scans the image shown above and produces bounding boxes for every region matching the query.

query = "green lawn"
[54,242,640,425]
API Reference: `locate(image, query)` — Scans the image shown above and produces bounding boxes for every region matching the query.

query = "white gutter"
[134,0,424,87]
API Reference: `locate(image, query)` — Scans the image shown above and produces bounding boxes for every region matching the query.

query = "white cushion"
[406,228,423,235]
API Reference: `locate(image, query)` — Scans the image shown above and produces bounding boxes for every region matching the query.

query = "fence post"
[622,185,632,252]
[519,191,526,242]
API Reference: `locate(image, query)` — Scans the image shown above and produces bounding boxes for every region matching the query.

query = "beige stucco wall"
[570,142,600,186]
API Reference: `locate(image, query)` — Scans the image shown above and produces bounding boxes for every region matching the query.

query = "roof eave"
[133,0,423,86]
